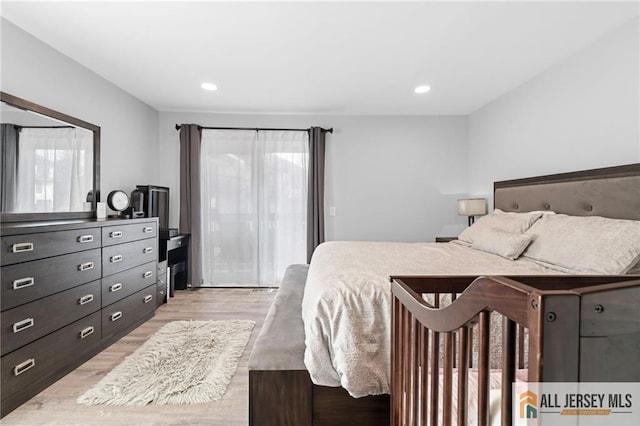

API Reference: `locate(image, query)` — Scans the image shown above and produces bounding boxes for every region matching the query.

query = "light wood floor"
[2,288,275,426]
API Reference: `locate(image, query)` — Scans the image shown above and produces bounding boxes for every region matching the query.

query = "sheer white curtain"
[16,127,93,212]
[200,129,308,286]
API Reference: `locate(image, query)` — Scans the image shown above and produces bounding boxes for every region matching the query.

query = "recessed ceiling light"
[201,82,218,91]
[414,85,431,94]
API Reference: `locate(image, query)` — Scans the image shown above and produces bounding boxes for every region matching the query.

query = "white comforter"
[301,240,559,398]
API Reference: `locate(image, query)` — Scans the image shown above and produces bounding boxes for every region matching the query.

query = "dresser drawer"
[156,261,168,307]
[1,311,101,400]
[102,261,157,307]
[102,238,157,277]
[1,228,101,266]
[102,222,157,247]
[1,249,102,311]
[102,285,156,338]
[157,282,167,307]
[158,260,167,276]
[1,280,101,356]
[157,260,168,285]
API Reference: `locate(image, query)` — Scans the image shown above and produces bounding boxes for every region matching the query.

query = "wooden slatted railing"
[390,275,536,426]
[390,274,640,426]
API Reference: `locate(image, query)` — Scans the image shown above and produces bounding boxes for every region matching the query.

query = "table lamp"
[457,198,487,226]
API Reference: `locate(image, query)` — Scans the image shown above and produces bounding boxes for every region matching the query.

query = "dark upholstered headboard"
[494,163,640,221]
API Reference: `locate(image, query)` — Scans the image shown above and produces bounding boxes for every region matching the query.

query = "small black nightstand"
[159,234,190,296]
[435,237,457,243]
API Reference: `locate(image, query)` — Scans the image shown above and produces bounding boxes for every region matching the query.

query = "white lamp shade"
[457,198,487,216]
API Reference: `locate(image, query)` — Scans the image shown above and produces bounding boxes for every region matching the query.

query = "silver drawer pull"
[110,311,122,322]
[79,326,95,339]
[79,294,94,305]
[13,277,35,290]
[110,254,123,263]
[110,283,123,292]
[143,226,153,233]
[144,295,153,304]
[78,261,94,271]
[13,318,35,333]
[110,231,123,238]
[12,242,34,253]
[14,359,36,376]
[143,271,153,279]
[77,235,94,243]
[143,247,153,254]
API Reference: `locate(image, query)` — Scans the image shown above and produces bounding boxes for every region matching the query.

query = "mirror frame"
[0,91,101,222]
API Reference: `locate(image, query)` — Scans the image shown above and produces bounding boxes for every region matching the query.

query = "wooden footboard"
[390,275,640,426]
[249,369,389,426]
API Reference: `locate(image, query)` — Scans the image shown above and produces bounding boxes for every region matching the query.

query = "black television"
[136,185,170,237]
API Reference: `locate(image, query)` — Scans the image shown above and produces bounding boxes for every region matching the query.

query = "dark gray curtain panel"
[179,124,203,287]
[1,124,18,212]
[307,127,326,263]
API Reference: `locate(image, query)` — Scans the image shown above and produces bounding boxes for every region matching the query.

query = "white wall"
[158,112,469,241]
[0,18,159,208]
[468,18,640,205]
[8,14,634,242]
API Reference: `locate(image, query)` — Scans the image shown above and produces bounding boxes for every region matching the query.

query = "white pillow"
[459,210,543,244]
[471,227,533,260]
[523,214,640,274]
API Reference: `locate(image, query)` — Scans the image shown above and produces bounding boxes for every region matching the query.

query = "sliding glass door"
[200,129,308,286]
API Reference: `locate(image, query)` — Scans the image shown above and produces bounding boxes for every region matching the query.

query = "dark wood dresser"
[0,217,159,417]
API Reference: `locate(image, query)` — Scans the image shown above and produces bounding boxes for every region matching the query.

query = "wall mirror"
[1,92,100,221]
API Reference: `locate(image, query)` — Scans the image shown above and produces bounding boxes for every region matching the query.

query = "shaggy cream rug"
[78,320,255,406]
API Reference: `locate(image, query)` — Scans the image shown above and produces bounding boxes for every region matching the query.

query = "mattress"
[302,240,559,398]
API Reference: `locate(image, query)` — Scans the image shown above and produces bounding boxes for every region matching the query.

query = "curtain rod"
[14,125,74,130]
[175,124,333,134]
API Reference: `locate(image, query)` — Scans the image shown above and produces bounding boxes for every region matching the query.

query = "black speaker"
[130,189,144,215]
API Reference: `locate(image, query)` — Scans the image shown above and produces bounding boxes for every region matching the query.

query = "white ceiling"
[1,1,638,115]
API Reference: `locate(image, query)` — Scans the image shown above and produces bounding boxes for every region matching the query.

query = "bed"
[248,163,640,426]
